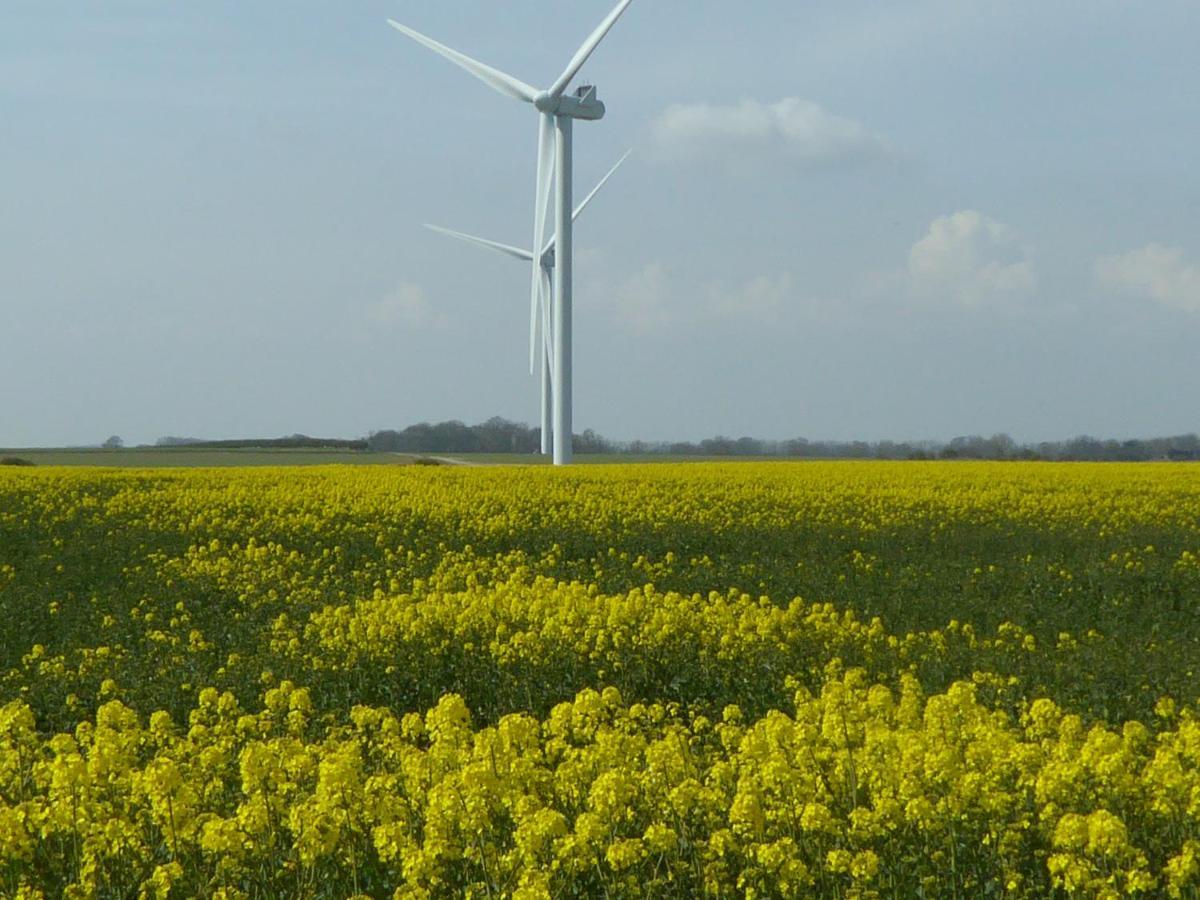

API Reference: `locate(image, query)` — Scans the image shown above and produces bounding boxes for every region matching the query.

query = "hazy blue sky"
[3,0,1198,446]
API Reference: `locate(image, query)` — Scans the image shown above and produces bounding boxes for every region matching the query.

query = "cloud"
[650,97,890,169]
[366,283,448,331]
[1095,244,1200,314]
[907,211,1035,305]
[705,274,792,322]
[609,265,798,335]
[612,264,675,336]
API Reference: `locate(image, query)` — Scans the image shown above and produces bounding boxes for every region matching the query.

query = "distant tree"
[782,438,810,457]
[699,436,736,456]
[946,435,980,458]
[1064,435,1102,461]
[103,435,124,449]
[575,429,613,454]
[987,433,1017,459]
[367,430,402,452]
[849,441,871,458]
[430,420,478,453]
[475,417,530,453]
[734,436,763,456]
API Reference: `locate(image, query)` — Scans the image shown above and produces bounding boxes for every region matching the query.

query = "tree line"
[365,420,1199,462]
[366,418,612,455]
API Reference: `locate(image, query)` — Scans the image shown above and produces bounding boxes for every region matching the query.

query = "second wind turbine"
[425,151,630,457]
[389,0,635,465]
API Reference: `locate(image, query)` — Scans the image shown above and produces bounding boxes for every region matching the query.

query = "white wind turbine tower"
[388,0,635,465]
[424,150,631,457]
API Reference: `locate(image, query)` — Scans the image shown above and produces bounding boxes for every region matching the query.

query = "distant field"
[0,448,784,467]
[0,448,410,468]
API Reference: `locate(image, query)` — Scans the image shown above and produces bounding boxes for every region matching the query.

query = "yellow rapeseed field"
[2,461,1200,897]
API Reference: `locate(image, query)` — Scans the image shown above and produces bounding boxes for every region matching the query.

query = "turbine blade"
[424,225,534,262]
[574,149,631,221]
[530,113,555,373]
[387,20,538,103]
[548,0,634,99]
[541,264,555,388]
[538,149,632,257]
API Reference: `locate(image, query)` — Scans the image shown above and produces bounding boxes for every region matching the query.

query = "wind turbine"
[388,0,635,465]
[424,150,631,457]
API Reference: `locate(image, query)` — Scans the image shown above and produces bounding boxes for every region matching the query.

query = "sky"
[2,0,1198,447]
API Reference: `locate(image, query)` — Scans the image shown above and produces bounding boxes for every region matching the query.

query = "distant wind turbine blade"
[540,265,555,386]
[424,225,534,262]
[548,0,635,99]
[387,20,538,103]
[530,112,555,373]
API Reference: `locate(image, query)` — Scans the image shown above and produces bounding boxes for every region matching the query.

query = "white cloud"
[609,265,799,335]
[1095,244,1200,314]
[907,210,1035,305]
[650,97,890,169]
[612,264,675,336]
[705,274,792,321]
[366,282,448,331]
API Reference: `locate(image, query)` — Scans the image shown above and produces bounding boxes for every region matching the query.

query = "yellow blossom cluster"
[2,460,1200,895]
[4,673,1200,896]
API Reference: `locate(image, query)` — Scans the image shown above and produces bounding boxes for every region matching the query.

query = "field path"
[392,453,482,466]
[427,455,478,466]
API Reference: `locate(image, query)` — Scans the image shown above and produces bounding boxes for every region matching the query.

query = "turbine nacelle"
[537,85,606,121]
